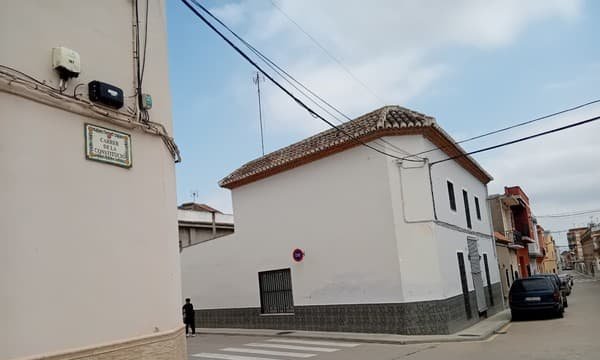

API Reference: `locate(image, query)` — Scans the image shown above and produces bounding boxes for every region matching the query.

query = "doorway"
[467,237,488,314]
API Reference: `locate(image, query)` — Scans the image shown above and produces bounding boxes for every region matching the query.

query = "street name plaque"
[85,123,132,168]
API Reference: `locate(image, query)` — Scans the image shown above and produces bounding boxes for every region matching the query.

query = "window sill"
[259,312,295,316]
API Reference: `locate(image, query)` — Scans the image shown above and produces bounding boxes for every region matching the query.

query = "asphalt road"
[186,271,600,360]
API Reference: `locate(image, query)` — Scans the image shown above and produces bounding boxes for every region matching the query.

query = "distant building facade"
[580,225,600,276]
[541,232,559,274]
[178,202,234,250]
[567,227,587,271]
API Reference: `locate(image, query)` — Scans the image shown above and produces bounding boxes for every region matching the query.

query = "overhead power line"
[430,114,600,165]
[186,0,420,160]
[410,98,600,158]
[180,0,421,162]
[268,0,387,104]
[537,209,600,218]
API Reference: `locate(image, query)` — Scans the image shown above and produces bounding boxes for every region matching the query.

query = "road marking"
[221,347,316,358]
[191,353,277,360]
[266,339,361,347]
[245,343,338,352]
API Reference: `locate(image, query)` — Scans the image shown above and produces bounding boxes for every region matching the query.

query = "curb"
[197,312,512,345]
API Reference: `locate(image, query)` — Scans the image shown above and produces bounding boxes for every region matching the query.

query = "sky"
[167,0,600,247]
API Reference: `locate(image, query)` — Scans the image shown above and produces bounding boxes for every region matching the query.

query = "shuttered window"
[258,269,294,314]
[463,190,472,229]
[474,196,481,220]
[447,181,457,211]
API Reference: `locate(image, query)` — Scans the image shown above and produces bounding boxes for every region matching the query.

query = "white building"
[178,203,235,249]
[1,1,185,359]
[182,106,502,335]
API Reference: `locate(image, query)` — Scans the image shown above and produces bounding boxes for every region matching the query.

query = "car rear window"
[512,278,551,292]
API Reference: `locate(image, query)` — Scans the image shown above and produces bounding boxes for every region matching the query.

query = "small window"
[447,181,456,211]
[463,190,472,229]
[258,268,294,314]
[474,196,481,220]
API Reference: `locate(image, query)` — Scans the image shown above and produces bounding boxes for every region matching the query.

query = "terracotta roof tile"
[220,105,490,189]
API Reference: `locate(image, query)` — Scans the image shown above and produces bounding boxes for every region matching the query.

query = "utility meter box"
[52,47,81,79]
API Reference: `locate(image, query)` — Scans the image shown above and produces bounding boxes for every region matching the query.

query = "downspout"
[427,162,438,221]
[211,211,217,237]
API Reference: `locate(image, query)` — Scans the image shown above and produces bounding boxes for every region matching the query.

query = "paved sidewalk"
[197,309,511,345]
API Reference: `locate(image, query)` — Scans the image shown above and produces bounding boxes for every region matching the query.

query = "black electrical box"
[88,81,124,109]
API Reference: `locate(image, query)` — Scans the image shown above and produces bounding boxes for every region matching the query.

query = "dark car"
[532,274,568,307]
[509,277,564,320]
[558,274,572,295]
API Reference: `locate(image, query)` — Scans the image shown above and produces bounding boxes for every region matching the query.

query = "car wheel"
[557,307,564,318]
[511,311,521,321]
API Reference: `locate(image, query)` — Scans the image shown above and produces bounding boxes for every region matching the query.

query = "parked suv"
[509,277,564,320]
[558,274,572,295]
[532,274,568,307]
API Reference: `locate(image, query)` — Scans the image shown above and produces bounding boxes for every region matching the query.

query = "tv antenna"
[190,190,198,203]
[253,71,265,156]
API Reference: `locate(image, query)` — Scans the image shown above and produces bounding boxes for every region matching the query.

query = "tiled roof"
[178,202,222,213]
[220,105,491,189]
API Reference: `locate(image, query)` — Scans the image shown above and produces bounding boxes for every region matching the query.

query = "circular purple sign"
[292,248,304,262]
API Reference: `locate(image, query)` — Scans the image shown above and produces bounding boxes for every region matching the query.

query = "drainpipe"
[211,211,217,237]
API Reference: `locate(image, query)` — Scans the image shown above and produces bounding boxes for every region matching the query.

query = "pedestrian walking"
[182,298,196,337]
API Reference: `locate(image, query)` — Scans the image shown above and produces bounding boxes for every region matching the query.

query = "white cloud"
[211,0,581,137]
[206,0,589,242]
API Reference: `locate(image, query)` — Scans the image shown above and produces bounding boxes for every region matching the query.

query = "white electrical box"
[52,46,81,79]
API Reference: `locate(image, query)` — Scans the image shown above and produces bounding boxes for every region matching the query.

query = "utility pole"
[253,71,265,156]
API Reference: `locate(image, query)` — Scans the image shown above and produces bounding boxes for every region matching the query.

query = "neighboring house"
[541,232,558,274]
[567,227,587,270]
[178,202,234,249]
[488,186,537,283]
[1,1,184,359]
[181,105,502,335]
[488,193,522,299]
[561,250,575,269]
[581,224,600,276]
[503,186,538,277]
[534,224,547,272]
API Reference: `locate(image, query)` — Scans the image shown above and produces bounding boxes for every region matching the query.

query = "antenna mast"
[253,71,265,156]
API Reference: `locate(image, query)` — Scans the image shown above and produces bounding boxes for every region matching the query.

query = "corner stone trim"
[11,326,186,360]
[196,283,503,335]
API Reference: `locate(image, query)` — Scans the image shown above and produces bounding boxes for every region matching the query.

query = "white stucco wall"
[0,1,181,359]
[182,132,500,311]
[382,135,500,301]
[182,144,404,309]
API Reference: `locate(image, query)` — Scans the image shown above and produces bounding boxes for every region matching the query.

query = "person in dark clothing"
[182,298,196,337]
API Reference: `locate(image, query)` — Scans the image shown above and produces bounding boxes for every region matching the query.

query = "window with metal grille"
[463,190,472,229]
[474,196,481,220]
[447,181,456,211]
[258,268,294,314]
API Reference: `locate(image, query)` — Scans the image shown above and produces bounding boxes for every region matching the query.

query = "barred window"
[258,268,294,314]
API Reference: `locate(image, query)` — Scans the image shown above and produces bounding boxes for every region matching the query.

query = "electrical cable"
[268,0,387,105]
[537,209,600,218]
[430,114,600,165]
[410,98,600,158]
[140,0,150,84]
[180,0,423,162]
[190,0,419,159]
